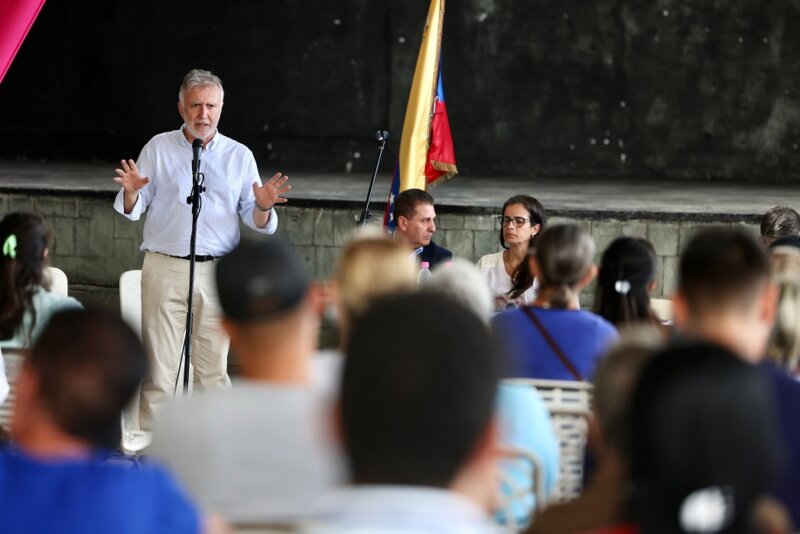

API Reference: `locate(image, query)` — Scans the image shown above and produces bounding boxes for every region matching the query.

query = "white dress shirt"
[476,251,537,309]
[114,128,277,256]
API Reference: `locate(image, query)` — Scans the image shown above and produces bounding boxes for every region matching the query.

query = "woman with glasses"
[477,195,545,310]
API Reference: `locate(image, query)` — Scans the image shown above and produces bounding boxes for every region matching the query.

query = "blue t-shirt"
[0,447,200,533]
[492,306,618,380]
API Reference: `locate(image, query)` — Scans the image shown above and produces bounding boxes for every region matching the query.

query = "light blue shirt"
[113,128,277,257]
[0,286,83,349]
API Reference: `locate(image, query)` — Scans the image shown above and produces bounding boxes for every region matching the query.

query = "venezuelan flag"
[385,0,458,229]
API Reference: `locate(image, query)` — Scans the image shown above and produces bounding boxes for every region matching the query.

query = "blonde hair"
[768,249,800,373]
[334,235,417,323]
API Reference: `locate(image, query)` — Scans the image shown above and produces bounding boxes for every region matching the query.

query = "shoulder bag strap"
[521,306,584,381]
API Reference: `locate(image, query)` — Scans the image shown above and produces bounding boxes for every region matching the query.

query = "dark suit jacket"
[419,240,452,269]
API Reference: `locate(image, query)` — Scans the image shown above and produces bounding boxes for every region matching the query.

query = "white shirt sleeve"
[112,143,155,221]
[238,150,278,235]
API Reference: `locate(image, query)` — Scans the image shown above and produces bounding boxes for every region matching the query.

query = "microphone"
[374,130,389,142]
[192,138,203,176]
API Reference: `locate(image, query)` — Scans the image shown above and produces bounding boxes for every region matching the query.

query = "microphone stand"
[356,130,389,227]
[179,142,205,393]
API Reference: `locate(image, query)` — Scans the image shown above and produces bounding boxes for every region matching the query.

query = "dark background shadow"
[2,0,800,183]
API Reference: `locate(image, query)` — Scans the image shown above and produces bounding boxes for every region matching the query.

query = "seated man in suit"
[393,188,452,268]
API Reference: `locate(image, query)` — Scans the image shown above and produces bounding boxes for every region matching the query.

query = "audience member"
[0,212,81,349]
[315,293,501,533]
[761,206,800,247]
[149,236,343,524]
[527,326,662,533]
[332,233,418,347]
[423,259,558,526]
[627,343,781,533]
[673,226,776,362]
[760,248,800,527]
[477,195,545,310]
[426,258,494,323]
[767,249,800,375]
[594,236,665,328]
[392,188,452,268]
[0,309,202,533]
[493,224,617,380]
[675,226,799,528]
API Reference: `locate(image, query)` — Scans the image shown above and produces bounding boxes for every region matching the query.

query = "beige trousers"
[139,252,231,430]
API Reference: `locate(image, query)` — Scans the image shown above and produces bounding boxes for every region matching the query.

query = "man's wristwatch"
[255,202,272,212]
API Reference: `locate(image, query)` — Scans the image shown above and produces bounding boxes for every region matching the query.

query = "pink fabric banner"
[0,0,46,84]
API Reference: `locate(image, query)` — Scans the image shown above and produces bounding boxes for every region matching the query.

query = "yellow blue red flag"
[385,0,457,228]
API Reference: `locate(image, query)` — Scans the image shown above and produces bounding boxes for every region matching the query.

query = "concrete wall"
[1,192,759,312]
[3,1,800,182]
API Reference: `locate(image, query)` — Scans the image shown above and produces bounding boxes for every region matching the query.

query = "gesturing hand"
[252,172,291,210]
[113,159,150,193]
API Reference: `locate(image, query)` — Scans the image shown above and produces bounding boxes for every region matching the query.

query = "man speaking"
[113,69,290,430]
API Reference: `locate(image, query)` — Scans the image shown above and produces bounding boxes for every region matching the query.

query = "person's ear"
[759,281,779,327]
[647,278,657,294]
[578,264,598,289]
[177,100,186,121]
[672,291,689,330]
[530,223,541,238]
[397,216,408,232]
[220,319,238,344]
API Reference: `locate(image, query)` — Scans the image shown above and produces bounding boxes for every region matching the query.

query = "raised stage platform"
[1,160,798,311]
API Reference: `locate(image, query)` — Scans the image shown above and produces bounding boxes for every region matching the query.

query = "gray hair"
[423,258,494,324]
[178,69,224,103]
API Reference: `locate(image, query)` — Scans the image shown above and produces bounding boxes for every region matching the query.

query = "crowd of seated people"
[0,202,799,533]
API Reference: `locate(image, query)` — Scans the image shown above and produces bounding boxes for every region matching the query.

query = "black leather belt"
[165,254,219,262]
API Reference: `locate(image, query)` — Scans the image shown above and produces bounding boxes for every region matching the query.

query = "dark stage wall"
[2,0,800,183]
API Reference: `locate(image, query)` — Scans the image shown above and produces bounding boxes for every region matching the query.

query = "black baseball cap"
[215,236,309,322]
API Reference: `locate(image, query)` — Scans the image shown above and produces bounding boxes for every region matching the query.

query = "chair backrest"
[503,378,593,502]
[0,349,26,432]
[45,266,68,297]
[650,297,674,322]
[119,270,142,337]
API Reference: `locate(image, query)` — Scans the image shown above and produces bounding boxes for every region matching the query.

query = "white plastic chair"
[503,378,593,502]
[45,266,68,297]
[119,270,142,337]
[0,350,26,432]
[650,298,674,322]
[118,270,151,452]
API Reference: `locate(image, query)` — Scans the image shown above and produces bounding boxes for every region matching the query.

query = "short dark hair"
[678,226,770,315]
[393,188,434,221]
[28,309,147,449]
[629,342,779,532]
[595,237,657,327]
[760,206,800,243]
[342,293,500,487]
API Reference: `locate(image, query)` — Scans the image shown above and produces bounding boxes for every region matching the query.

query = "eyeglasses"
[497,216,530,227]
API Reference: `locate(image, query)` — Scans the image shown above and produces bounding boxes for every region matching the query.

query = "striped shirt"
[113,128,277,256]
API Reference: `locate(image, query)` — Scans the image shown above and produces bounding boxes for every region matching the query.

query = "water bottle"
[417,261,432,286]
